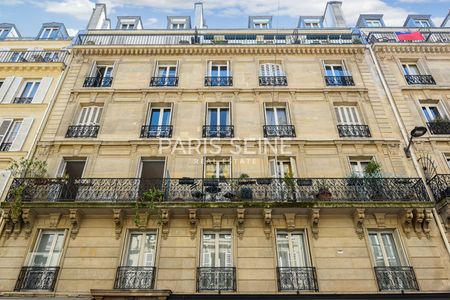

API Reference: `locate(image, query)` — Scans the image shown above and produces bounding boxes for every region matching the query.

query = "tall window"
[254,22,268,29]
[19,81,40,101]
[402,63,420,76]
[276,231,309,268]
[201,232,232,268]
[121,23,135,30]
[265,106,288,126]
[349,158,373,177]
[368,231,403,267]
[29,231,65,267]
[260,63,284,77]
[0,119,22,151]
[157,64,177,78]
[324,63,346,77]
[335,106,362,125]
[77,106,103,126]
[207,107,230,127]
[123,232,157,267]
[304,21,321,28]
[171,23,186,29]
[205,158,231,179]
[40,28,59,39]
[366,20,382,27]
[269,158,296,178]
[414,20,430,27]
[421,104,445,122]
[94,65,114,79]
[148,107,171,127]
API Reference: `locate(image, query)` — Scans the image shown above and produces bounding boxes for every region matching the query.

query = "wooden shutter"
[2,77,22,103]
[0,77,14,103]
[0,119,13,144]
[335,106,360,125]
[269,159,277,177]
[32,77,53,104]
[78,106,102,125]
[9,118,33,151]
[0,170,11,201]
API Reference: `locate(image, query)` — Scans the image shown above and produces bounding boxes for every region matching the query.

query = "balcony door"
[201,232,232,268]
[259,63,284,77]
[59,159,86,201]
[30,231,65,267]
[95,65,113,78]
[421,104,444,122]
[204,159,230,179]
[324,63,345,77]
[207,106,230,137]
[77,106,103,126]
[139,160,165,195]
[265,106,288,126]
[335,106,361,125]
[124,232,157,267]
[369,231,403,267]
[276,232,309,268]
[402,63,420,76]
[155,63,177,86]
[269,158,296,178]
[147,107,171,137]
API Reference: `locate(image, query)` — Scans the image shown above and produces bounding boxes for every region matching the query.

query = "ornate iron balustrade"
[368,31,450,44]
[150,77,178,87]
[7,177,430,203]
[140,125,173,138]
[263,125,296,138]
[14,266,60,291]
[114,266,156,289]
[324,76,355,86]
[428,174,450,203]
[277,267,318,291]
[0,50,68,63]
[83,76,113,87]
[76,33,363,46]
[427,121,450,135]
[202,125,234,138]
[374,266,419,291]
[204,76,233,86]
[337,125,371,138]
[0,142,12,151]
[197,267,236,292]
[12,97,33,104]
[404,75,436,85]
[259,76,288,86]
[65,125,100,138]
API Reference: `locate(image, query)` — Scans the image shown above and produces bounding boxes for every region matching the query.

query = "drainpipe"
[367,44,450,257]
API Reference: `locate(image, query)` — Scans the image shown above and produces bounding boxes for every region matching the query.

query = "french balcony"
[337,125,371,138]
[324,76,355,86]
[202,125,234,138]
[7,177,430,203]
[140,125,173,138]
[428,174,450,203]
[65,125,100,138]
[263,125,296,138]
[204,76,233,87]
[114,266,156,289]
[259,76,288,86]
[150,76,178,87]
[404,75,436,85]
[14,266,60,291]
[197,267,236,292]
[83,76,113,88]
[0,50,68,64]
[426,121,450,135]
[12,97,33,104]
[374,266,419,292]
[277,267,319,292]
[0,142,12,151]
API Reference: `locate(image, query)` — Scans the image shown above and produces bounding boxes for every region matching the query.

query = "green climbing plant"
[134,186,165,226]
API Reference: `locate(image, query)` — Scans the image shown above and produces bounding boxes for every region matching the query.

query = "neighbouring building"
[0,2,450,300]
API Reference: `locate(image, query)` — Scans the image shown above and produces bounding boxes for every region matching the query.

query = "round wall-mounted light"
[410,126,427,138]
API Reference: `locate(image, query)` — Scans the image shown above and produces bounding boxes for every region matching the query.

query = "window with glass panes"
[121,23,135,30]
[269,158,296,178]
[0,119,22,151]
[368,231,404,267]
[29,231,65,267]
[402,63,420,76]
[148,107,171,127]
[259,63,284,77]
[366,20,382,27]
[171,23,186,29]
[77,106,102,125]
[20,81,40,99]
[304,22,321,28]
[324,63,347,77]
[421,104,445,122]
[414,20,430,27]
[40,28,59,39]
[123,232,157,266]
[335,106,362,125]
[349,158,373,177]
[208,61,229,78]
[265,106,289,126]
[207,106,230,127]
[201,232,232,268]
[205,158,231,179]
[276,231,310,268]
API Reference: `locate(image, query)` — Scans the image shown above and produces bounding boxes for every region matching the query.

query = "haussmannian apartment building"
[0,2,450,300]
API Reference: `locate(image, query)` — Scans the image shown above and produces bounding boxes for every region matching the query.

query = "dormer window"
[305,21,321,28]
[415,19,430,27]
[121,23,135,30]
[171,23,186,29]
[366,19,382,27]
[250,17,272,29]
[254,22,268,29]
[0,29,9,39]
[40,27,59,39]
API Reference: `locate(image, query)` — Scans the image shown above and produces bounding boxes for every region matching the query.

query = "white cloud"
[32,0,96,21]
[145,17,159,27]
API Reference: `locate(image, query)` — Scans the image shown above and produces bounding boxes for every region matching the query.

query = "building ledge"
[91,289,171,300]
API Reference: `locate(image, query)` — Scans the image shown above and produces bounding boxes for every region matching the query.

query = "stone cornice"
[0,62,66,71]
[372,44,450,54]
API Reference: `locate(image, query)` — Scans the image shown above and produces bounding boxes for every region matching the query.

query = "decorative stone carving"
[212,213,223,231]
[2,208,14,239]
[136,212,148,228]
[188,209,198,239]
[263,209,272,239]
[161,209,170,239]
[236,209,245,239]
[310,209,320,240]
[113,209,124,240]
[22,209,35,239]
[422,209,433,239]
[284,213,296,231]
[401,209,413,238]
[353,209,365,239]
[373,213,386,228]
[69,209,82,239]
[49,213,62,228]
[413,208,425,238]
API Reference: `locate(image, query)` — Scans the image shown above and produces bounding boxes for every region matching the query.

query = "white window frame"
[269,157,297,178]
[204,158,231,179]
[122,231,157,267]
[335,106,362,125]
[421,103,446,122]
[121,23,135,30]
[368,230,407,267]
[19,80,41,99]
[171,23,186,30]
[92,64,114,78]
[259,63,284,77]
[28,230,66,267]
[147,106,172,126]
[349,158,373,178]
[275,230,311,267]
[265,105,290,126]
[324,62,348,77]
[77,106,103,125]
[206,105,230,126]
[366,20,382,27]
[304,22,321,28]
[402,63,421,76]
[200,231,233,268]
[155,63,177,78]
[0,29,10,39]
[0,119,22,148]
[254,22,268,29]
[40,27,59,39]
[208,61,230,77]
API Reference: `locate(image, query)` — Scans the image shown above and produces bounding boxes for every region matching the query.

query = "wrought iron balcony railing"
[140,125,173,138]
[7,177,430,203]
[368,31,450,44]
[14,266,60,291]
[114,266,156,289]
[76,33,363,46]
[374,267,419,292]
[404,75,436,85]
[426,121,450,135]
[202,125,234,138]
[197,267,236,292]
[277,267,319,292]
[337,125,371,138]
[263,125,296,138]
[83,76,113,87]
[0,50,68,64]
[0,142,12,152]
[325,76,355,86]
[65,125,100,138]
[204,76,233,86]
[150,77,178,87]
[12,97,33,104]
[259,76,288,86]
[428,174,450,203]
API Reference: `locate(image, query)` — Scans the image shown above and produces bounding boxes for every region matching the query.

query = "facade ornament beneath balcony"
[69,209,82,239]
[263,209,272,239]
[236,208,245,239]
[310,209,320,240]
[353,209,365,239]
[422,209,433,239]
[413,208,425,239]
[373,213,386,228]
[11,209,22,239]
[113,209,124,240]
[401,209,414,238]
[136,212,148,228]
[22,209,35,239]
[2,208,14,239]
[442,204,450,231]
[284,213,296,231]
[188,209,198,239]
[161,209,170,239]
[212,213,223,231]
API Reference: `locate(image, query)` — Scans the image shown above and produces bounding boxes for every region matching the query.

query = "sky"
[0,0,449,37]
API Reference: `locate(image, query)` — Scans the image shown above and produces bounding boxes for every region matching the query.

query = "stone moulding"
[310,209,320,239]
[236,208,245,239]
[353,208,365,239]
[69,209,82,239]
[263,209,272,239]
[401,208,414,238]
[188,208,198,239]
[113,209,124,240]
[161,209,170,239]
[373,44,450,55]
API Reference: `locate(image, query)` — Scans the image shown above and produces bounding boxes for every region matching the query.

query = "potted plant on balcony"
[238,174,253,201]
[283,171,296,202]
[363,160,384,200]
[316,182,332,201]
[428,116,450,134]
[134,186,164,226]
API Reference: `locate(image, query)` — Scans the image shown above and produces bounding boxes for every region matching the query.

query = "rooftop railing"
[0,50,68,64]
[367,31,450,44]
[7,177,430,203]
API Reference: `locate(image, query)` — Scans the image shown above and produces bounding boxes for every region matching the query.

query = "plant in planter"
[363,160,385,200]
[238,173,253,200]
[316,182,332,201]
[134,187,164,226]
[283,171,296,201]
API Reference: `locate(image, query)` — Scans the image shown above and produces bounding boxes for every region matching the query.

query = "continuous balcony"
[259,76,288,86]
[114,266,156,289]
[140,125,173,138]
[14,266,60,291]
[368,31,450,44]
[150,77,178,87]
[428,174,450,203]
[374,267,419,291]
[83,76,113,88]
[0,50,68,64]
[202,125,234,138]
[404,75,436,85]
[277,267,319,292]
[7,177,430,203]
[426,120,450,135]
[197,267,236,292]
[337,125,371,138]
[324,76,355,86]
[204,76,233,86]
[65,125,100,138]
[263,125,296,138]
[12,97,33,104]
